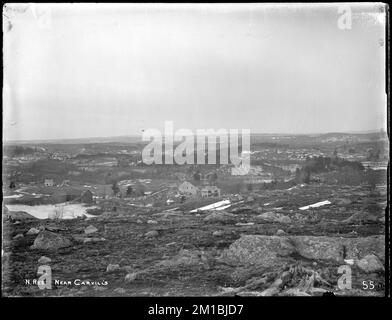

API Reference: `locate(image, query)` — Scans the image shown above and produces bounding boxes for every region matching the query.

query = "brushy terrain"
[2,183,386,297]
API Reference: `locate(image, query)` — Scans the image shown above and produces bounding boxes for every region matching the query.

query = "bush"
[49,206,64,220]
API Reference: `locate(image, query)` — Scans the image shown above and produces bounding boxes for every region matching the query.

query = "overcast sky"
[3,3,387,141]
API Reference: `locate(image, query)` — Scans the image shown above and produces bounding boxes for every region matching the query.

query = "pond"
[5,203,97,220]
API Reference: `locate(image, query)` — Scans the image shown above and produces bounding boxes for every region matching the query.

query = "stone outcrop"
[221,235,385,267]
[30,231,72,251]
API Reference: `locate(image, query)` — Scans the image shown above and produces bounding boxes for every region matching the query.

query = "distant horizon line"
[3,128,386,144]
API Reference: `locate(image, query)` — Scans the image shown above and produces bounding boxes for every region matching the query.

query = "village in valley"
[2,131,388,296]
[2,2,388,299]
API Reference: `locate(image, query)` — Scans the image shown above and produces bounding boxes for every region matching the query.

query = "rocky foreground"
[2,185,386,297]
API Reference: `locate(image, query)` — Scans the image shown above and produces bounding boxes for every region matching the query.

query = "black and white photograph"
[2,3,389,301]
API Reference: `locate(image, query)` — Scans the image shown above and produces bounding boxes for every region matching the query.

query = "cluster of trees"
[302,156,364,174]
[252,142,290,149]
[5,146,36,156]
[294,156,385,187]
[367,149,381,161]
[294,156,365,184]
[295,168,311,184]
[111,181,146,197]
[323,167,385,187]
[193,171,218,183]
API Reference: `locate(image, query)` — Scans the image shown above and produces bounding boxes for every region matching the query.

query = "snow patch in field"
[5,203,97,220]
[190,200,231,213]
[4,194,23,199]
[299,200,331,211]
[235,222,254,226]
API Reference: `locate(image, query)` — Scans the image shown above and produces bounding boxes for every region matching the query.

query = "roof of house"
[179,181,196,188]
[200,185,220,191]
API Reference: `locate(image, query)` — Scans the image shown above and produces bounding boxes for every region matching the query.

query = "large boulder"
[336,198,352,206]
[294,236,385,263]
[256,212,292,224]
[145,230,159,238]
[356,254,384,273]
[291,236,344,263]
[30,231,72,251]
[157,249,211,268]
[203,211,236,223]
[125,272,138,283]
[342,212,381,224]
[26,227,40,235]
[38,256,52,264]
[221,235,296,267]
[84,225,98,235]
[106,264,121,273]
[279,216,292,224]
[221,235,385,267]
[255,211,274,221]
[343,236,385,261]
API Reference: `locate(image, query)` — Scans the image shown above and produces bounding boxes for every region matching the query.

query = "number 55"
[362,280,374,290]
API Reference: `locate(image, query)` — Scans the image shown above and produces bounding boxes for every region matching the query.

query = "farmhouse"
[44,179,54,187]
[200,185,220,198]
[178,181,199,197]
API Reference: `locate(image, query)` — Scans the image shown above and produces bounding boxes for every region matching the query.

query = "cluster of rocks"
[220,234,385,273]
[27,224,106,250]
[255,211,292,224]
[38,256,52,264]
[157,249,212,269]
[30,231,72,251]
[203,211,236,223]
